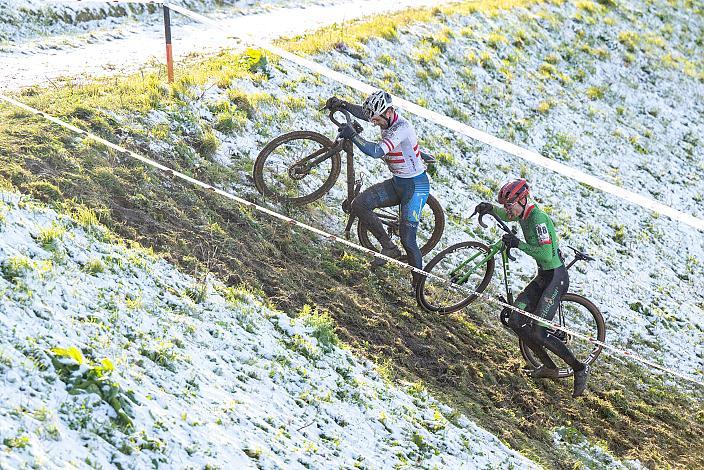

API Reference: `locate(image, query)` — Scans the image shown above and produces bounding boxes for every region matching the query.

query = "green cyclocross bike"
[415,210,605,378]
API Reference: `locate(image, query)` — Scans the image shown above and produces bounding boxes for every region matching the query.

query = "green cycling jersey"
[492,203,562,270]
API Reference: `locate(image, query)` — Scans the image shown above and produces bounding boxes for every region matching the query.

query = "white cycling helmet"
[362,90,393,119]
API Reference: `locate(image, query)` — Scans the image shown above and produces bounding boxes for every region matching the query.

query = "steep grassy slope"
[1,0,703,467]
[0,190,538,468]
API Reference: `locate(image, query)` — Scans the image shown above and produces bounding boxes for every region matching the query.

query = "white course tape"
[164,2,704,233]
[1,93,701,388]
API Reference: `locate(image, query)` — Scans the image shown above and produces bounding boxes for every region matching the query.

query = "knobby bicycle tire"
[415,241,495,313]
[357,194,446,256]
[253,131,341,206]
[519,293,605,378]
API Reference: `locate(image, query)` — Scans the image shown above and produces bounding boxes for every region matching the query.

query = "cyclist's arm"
[518,240,553,264]
[349,134,385,158]
[350,120,408,159]
[518,214,556,264]
[346,103,370,121]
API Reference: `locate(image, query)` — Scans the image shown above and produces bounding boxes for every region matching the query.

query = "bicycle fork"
[343,180,362,240]
[341,140,362,240]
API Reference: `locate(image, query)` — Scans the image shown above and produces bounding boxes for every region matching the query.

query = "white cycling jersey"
[378,112,426,178]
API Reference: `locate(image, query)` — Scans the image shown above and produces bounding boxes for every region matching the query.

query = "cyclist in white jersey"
[326,90,432,288]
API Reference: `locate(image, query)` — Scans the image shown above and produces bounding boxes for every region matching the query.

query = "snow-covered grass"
[0,0,703,466]
[0,0,338,44]
[139,0,704,384]
[0,191,538,468]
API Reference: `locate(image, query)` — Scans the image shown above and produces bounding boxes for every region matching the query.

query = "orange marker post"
[163,5,174,83]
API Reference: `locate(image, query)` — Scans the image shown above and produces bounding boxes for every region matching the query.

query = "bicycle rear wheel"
[357,194,445,256]
[253,131,341,206]
[519,293,605,378]
[415,241,494,313]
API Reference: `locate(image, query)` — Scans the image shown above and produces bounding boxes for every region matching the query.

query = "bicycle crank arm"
[343,214,357,239]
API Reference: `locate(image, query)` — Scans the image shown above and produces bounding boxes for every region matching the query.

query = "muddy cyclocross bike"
[415,210,605,377]
[253,104,445,258]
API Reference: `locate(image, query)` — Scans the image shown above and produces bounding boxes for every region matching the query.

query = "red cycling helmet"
[498,179,530,205]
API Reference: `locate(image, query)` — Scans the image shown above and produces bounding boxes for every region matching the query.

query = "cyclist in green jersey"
[475,179,590,398]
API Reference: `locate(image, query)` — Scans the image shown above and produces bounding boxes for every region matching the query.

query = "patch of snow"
[0,191,538,468]
[0,0,452,92]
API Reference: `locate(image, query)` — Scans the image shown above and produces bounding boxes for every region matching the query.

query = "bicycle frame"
[292,140,343,173]
[448,239,518,305]
[448,232,571,337]
[497,240,568,338]
[449,239,502,285]
[285,109,365,238]
[499,245,514,306]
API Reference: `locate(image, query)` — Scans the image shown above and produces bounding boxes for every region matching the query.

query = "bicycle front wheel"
[519,293,605,378]
[357,194,445,256]
[253,131,341,206]
[415,241,495,313]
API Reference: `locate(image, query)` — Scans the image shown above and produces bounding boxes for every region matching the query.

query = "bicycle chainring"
[500,307,511,327]
[548,329,569,344]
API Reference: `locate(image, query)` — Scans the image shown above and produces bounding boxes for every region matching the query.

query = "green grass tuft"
[299,304,339,352]
[2,255,32,282]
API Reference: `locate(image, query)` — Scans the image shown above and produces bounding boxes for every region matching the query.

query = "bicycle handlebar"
[328,107,352,127]
[470,209,596,267]
[470,209,516,261]
[325,107,364,137]
[476,211,512,234]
